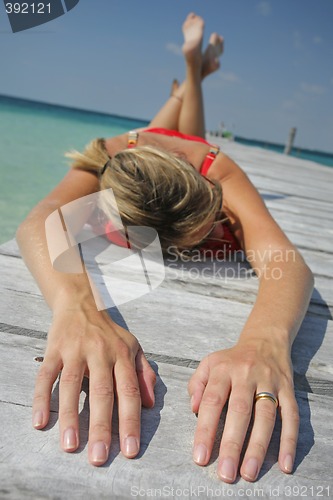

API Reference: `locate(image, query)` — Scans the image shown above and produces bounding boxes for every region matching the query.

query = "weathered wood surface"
[1,137,333,499]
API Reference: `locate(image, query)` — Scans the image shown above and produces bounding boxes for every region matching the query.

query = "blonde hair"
[66,138,223,253]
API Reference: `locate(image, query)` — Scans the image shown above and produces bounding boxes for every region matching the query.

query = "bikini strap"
[201,145,220,176]
[127,130,139,148]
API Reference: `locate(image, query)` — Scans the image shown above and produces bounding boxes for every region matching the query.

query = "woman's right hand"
[32,297,156,465]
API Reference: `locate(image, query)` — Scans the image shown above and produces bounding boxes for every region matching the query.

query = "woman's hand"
[32,298,156,466]
[188,335,299,482]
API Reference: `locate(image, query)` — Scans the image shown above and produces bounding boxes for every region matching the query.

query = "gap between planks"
[1,322,332,398]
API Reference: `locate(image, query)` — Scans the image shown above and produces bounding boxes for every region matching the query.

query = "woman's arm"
[189,156,314,482]
[17,168,156,465]
[221,156,314,338]
[17,168,99,308]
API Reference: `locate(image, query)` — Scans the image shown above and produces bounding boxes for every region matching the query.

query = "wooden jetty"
[1,137,332,499]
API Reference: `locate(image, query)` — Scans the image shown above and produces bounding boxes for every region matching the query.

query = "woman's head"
[67,139,222,253]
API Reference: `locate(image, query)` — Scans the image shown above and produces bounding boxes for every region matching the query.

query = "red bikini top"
[132,128,220,174]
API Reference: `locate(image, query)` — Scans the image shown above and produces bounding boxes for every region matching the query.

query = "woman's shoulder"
[206,151,243,183]
[104,127,153,155]
[104,133,129,157]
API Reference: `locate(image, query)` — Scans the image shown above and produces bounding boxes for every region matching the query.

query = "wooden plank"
[245,160,333,188]
[265,207,333,232]
[2,239,332,300]
[259,194,333,223]
[208,137,333,202]
[1,242,332,322]
[276,229,333,254]
[2,137,333,498]
[244,174,333,203]
[1,237,332,292]
[266,206,333,231]
[0,332,332,500]
[2,259,333,387]
[212,136,333,177]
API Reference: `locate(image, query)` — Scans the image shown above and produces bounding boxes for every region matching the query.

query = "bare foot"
[202,33,224,78]
[170,78,180,96]
[182,13,204,67]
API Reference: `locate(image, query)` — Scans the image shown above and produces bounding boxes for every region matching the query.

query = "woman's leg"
[178,15,223,138]
[170,78,180,96]
[148,14,223,134]
[177,14,206,137]
[147,82,185,131]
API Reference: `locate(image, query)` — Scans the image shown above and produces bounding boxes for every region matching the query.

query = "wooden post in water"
[284,127,297,155]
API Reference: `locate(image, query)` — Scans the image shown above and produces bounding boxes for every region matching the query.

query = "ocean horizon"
[3,93,333,162]
[1,93,332,244]
[0,93,149,244]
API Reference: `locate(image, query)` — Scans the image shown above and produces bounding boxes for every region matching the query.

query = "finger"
[87,360,114,466]
[217,386,254,483]
[188,358,210,413]
[32,356,62,430]
[240,395,277,481]
[278,390,299,474]
[193,376,229,466]
[58,361,85,453]
[114,359,141,458]
[135,348,156,408]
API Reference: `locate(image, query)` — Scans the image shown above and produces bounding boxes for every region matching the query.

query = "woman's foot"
[170,78,180,96]
[182,13,204,68]
[202,33,224,79]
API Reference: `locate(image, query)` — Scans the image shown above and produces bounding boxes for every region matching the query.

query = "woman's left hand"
[188,334,299,483]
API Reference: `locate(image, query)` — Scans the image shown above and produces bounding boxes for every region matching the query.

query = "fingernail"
[193,443,208,465]
[190,395,194,411]
[91,441,108,464]
[63,428,78,451]
[284,454,293,473]
[219,457,236,482]
[124,436,139,457]
[33,411,43,428]
[243,457,259,481]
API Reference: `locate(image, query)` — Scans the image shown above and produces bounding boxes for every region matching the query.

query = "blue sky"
[1,0,332,152]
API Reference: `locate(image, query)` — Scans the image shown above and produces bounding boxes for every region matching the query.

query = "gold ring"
[255,392,278,408]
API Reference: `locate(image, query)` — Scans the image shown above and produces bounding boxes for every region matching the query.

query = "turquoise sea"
[1,94,332,245]
[0,95,148,244]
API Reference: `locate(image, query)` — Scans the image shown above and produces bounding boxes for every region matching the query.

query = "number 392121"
[5,3,51,14]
